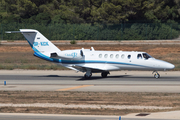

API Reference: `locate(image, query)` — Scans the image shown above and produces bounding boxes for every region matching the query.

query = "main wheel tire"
[84,74,92,79]
[101,72,108,78]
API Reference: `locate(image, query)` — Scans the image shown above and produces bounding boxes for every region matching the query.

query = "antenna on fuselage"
[91,47,95,51]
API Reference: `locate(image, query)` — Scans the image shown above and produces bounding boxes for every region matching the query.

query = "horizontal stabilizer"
[6,31,36,33]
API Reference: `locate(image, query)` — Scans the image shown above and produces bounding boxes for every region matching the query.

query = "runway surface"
[0,70,180,92]
[0,113,177,120]
[1,70,180,120]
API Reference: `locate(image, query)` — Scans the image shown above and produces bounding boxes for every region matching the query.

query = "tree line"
[0,0,180,40]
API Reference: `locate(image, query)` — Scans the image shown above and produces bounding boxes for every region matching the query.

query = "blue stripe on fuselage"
[34,51,150,68]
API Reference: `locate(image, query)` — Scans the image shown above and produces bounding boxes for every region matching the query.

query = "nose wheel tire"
[154,73,160,79]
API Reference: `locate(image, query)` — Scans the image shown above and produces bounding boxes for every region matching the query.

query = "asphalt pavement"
[0,113,179,120]
[0,70,180,92]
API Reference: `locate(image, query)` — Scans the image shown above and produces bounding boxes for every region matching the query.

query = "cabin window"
[104,54,108,58]
[115,54,119,59]
[137,54,142,59]
[99,54,102,58]
[128,55,131,59]
[121,54,125,59]
[110,54,113,58]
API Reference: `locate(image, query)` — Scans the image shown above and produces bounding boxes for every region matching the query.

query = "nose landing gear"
[153,71,160,79]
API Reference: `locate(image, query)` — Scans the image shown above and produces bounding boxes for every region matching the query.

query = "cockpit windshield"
[142,53,152,59]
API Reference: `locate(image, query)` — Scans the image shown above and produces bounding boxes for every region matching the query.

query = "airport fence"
[0,22,180,41]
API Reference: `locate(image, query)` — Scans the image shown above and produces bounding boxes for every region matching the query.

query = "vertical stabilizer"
[19,29,61,57]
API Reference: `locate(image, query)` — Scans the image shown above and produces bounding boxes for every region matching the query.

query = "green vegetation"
[70,40,76,44]
[1,0,180,40]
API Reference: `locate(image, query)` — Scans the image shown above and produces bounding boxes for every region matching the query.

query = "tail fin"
[19,29,61,55]
[6,29,61,62]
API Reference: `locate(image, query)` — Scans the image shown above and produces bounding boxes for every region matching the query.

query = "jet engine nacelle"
[51,50,84,60]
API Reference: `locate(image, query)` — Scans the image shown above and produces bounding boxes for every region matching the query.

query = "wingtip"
[5,31,21,33]
[5,31,12,33]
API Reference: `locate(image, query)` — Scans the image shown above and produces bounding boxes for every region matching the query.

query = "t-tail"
[6,29,61,62]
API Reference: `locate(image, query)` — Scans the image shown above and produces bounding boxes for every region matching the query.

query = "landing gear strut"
[101,71,110,78]
[153,71,160,79]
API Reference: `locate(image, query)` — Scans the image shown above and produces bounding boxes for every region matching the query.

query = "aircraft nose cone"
[166,63,175,70]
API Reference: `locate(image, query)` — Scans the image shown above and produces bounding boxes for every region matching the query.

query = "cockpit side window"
[142,53,152,60]
[137,54,142,59]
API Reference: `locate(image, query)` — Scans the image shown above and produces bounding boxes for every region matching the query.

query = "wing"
[66,64,119,73]
[71,65,104,73]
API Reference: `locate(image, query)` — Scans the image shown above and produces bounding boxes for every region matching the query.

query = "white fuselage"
[58,49,175,73]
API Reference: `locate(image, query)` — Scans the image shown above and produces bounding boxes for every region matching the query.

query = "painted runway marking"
[56,85,93,91]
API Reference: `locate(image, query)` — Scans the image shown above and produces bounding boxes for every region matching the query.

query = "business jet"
[6,29,175,79]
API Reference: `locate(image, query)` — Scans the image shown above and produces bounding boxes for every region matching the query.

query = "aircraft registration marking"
[33,42,49,46]
[56,85,93,91]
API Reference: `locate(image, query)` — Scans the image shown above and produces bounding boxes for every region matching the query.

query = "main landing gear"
[84,70,92,79]
[83,71,110,79]
[153,71,160,79]
[101,71,110,78]
[84,74,92,79]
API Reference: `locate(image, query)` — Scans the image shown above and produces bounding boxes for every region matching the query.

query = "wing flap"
[71,65,104,73]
